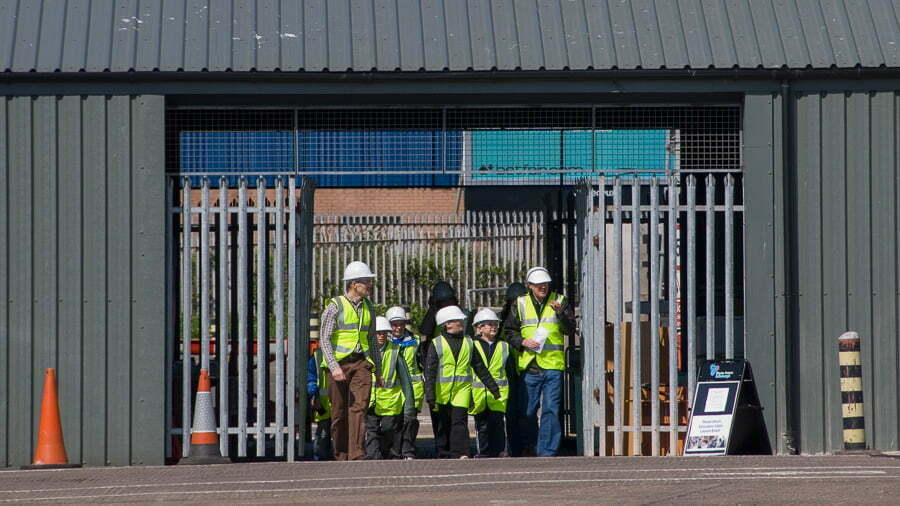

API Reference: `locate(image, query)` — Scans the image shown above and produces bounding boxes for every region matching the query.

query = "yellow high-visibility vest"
[325,296,373,364]
[434,335,474,409]
[369,343,405,416]
[469,339,510,415]
[398,336,425,410]
[516,293,566,372]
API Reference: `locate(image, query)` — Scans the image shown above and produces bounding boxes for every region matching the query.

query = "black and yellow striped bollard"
[838,331,865,451]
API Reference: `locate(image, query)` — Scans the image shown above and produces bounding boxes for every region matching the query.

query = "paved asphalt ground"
[3,455,900,504]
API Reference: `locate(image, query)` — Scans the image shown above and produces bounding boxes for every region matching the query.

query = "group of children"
[307,303,514,460]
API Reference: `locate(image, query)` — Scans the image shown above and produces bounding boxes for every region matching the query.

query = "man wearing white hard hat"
[318,260,380,460]
[365,316,417,459]
[424,305,501,458]
[469,308,515,458]
[503,266,575,457]
[386,306,424,459]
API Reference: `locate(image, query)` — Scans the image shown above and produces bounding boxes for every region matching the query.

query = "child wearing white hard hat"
[469,308,515,457]
[364,317,416,460]
[385,306,423,459]
[423,306,501,459]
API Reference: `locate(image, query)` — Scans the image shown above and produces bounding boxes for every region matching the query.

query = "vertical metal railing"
[169,175,314,461]
[577,172,743,456]
[311,211,550,310]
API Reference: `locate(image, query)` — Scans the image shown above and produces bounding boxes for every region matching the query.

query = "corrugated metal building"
[3,0,900,465]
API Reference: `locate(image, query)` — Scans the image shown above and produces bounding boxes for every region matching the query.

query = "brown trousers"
[328,356,372,460]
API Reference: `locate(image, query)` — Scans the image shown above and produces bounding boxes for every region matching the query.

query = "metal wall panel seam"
[490,0,519,70]
[111,0,139,71]
[843,0,884,67]
[772,89,791,455]
[10,0,39,71]
[746,0,786,68]
[867,0,900,67]
[679,0,713,69]
[278,0,303,70]
[794,0,835,68]
[0,97,9,467]
[629,0,663,69]
[700,0,739,69]
[535,0,566,70]
[724,0,762,68]
[558,0,589,70]
[134,0,163,71]
[106,96,133,466]
[81,95,107,466]
[607,0,640,68]
[396,0,425,70]
[84,0,113,71]
[350,0,376,70]
[818,92,848,454]
[0,0,19,72]
[7,97,34,466]
[158,0,186,71]
[304,0,327,71]
[741,93,779,452]
[32,98,58,416]
[820,0,862,68]
[442,0,472,70]
[36,0,66,72]
[795,92,826,454]
[230,0,255,71]
[868,91,898,450]
[256,0,281,70]
[324,0,350,70]
[207,0,233,71]
[420,0,449,71]
[845,92,874,451]
[183,0,209,71]
[653,0,688,68]
[130,95,166,466]
[582,0,615,69]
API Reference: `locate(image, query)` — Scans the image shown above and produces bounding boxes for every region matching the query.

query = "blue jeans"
[520,369,563,456]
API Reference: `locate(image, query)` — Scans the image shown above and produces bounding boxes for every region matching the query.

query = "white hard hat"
[472,308,500,327]
[436,306,467,326]
[386,306,408,322]
[343,261,376,281]
[375,316,392,333]
[526,266,552,284]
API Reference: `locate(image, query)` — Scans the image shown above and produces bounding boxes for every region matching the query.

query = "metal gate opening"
[166,176,315,461]
[165,104,741,459]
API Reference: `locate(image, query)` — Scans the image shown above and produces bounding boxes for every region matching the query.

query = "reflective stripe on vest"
[517,293,566,372]
[469,340,510,415]
[369,343,404,416]
[434,335,474,409]
[400,336,424,410]
[313,349,331,422]
[330,296,373,363]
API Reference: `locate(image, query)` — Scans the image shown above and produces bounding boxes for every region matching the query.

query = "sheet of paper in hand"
[532,327,549,353]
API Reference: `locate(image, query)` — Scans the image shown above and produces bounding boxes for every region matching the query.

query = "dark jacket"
[424,330,500,407]
[503,292,576,373]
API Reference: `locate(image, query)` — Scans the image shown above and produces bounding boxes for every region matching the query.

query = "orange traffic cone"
[22,369,80,469]
[178,369,230,465]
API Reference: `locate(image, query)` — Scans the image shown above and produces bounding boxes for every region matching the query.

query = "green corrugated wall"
[0,95,166,467]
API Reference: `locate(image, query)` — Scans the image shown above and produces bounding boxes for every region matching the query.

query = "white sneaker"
[458,455,469,459]
[404,456,415,460]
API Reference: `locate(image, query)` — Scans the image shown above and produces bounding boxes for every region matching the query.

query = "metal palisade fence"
[577,173,743,457]
[312,212,550,313]
[168,175,314,461]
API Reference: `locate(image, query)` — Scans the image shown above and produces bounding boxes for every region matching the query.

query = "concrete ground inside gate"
[3,455,900,504]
